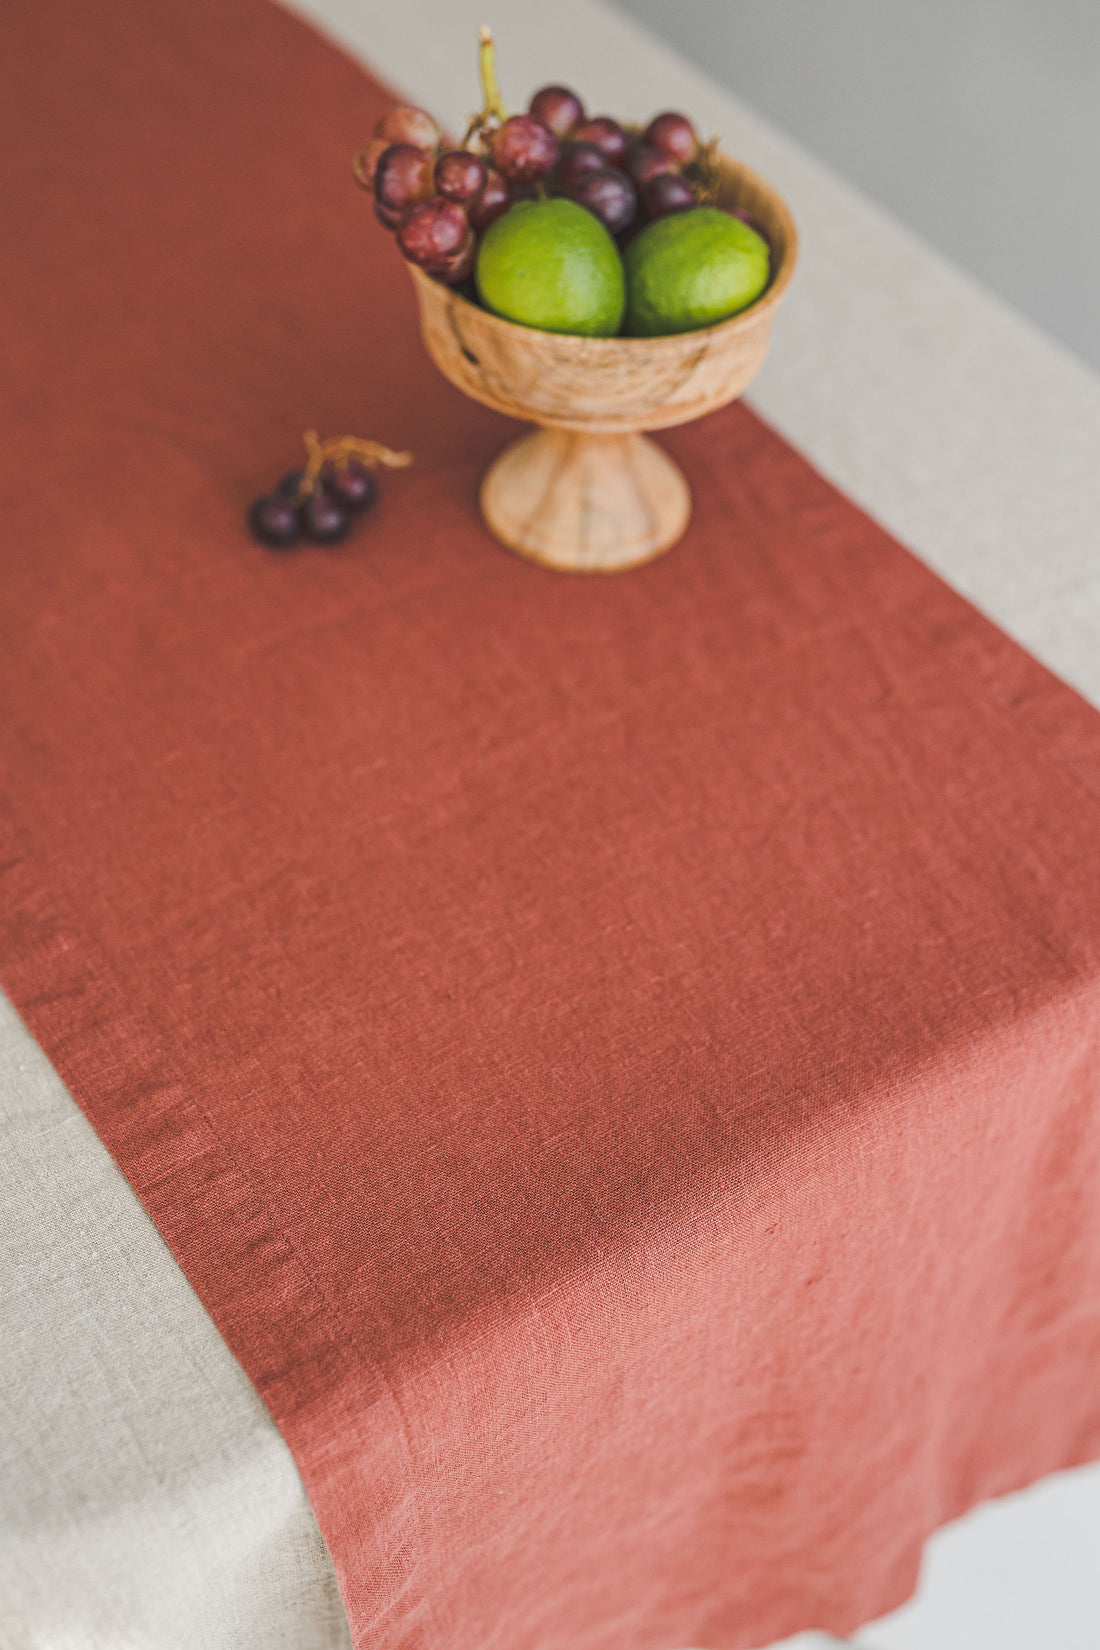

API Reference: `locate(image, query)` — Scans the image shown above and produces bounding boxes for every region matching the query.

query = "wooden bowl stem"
[479,425,691,573]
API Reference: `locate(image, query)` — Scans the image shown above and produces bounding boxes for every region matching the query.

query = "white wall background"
[609,0,1100,372]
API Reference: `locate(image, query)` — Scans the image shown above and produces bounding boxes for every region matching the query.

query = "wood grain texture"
[480,429,691,572]
[411,152,797,570]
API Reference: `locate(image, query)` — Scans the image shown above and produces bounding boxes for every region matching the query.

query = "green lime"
[475,198,625,338]
[623,207,770,337]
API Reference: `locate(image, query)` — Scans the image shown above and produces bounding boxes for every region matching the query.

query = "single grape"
[572,117,629,167]
[467,167,511,232]
[248,495,300,549]
[492,114,560,185]
[374,143,434,229]
[569,167,637,235]
[528,85,584,137]
[375,104,439,151]
[322,461,377,512]
[398,197,471,272]
[299,491,351,545]
[437,232,477,285]
[644,112,698,165]
[642,172,696,219]
[551,141,607,192]
[627,143,678,188]
[435,149,488,205]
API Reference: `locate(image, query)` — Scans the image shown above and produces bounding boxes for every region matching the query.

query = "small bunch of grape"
[354,105,498,285]
[247,431,413,550]
[543,100,708,240]
[352,30,518,285]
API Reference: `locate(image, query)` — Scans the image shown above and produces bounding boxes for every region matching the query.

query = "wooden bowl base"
[479,427,692,574]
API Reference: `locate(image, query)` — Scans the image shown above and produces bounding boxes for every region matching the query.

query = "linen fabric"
[0,989,351,1650]
[3,2,1100,1648]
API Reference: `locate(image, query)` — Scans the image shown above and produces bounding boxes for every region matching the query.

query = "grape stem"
[462,26,508,150]
[478,27,506,123]
[692,137,722,205]
[296,431,414,502]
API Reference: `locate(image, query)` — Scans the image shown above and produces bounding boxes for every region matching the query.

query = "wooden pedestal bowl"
[409,155,798,573]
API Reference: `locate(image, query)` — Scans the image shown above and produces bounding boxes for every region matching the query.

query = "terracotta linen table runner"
[4,1,1100,1646]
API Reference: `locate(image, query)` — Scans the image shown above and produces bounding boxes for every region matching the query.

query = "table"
[3,2,1098,1646]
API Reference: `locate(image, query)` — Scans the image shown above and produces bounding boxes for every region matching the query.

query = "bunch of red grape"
[354,103,502,285]
[247,433,413,551]
[355,63,726,288]
[540,96,704,237]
